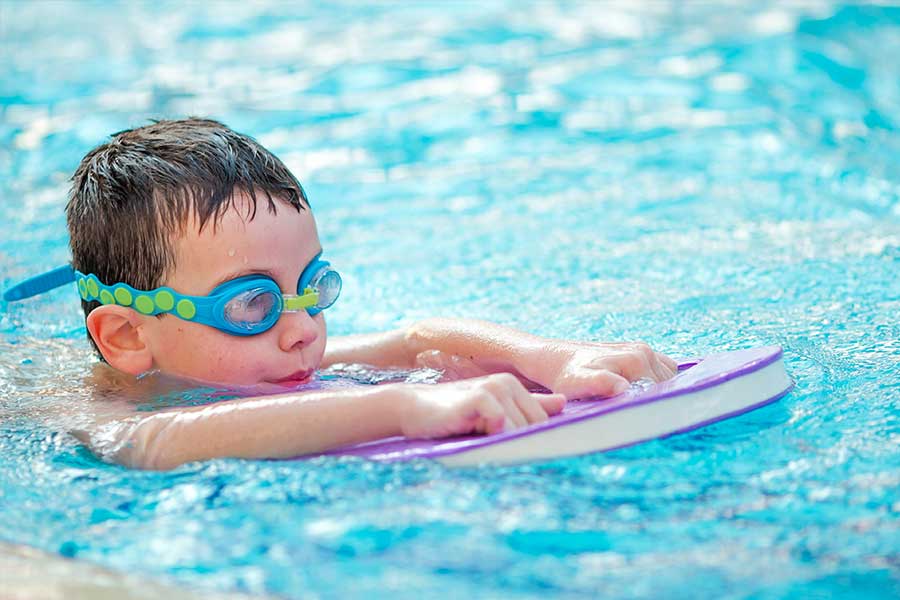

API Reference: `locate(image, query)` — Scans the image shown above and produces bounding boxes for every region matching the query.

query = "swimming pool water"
[1,1,898,598]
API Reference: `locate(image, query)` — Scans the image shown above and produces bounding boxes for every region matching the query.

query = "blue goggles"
[3,254,342,336]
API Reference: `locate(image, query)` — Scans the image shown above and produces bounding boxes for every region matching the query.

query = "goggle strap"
[283,288,319,312]
[3,265,76,302]
[72,271,215,321]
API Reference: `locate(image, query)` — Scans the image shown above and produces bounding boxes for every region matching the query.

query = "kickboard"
[320,346,793,466]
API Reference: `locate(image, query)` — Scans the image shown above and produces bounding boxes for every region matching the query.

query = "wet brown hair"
[66,118,308,354]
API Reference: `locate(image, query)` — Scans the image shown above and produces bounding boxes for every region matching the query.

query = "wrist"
[512,336,559,388]
[377,382,421,437]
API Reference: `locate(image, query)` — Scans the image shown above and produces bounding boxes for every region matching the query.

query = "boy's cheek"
[145,320,227,375]
[144,314,329,383]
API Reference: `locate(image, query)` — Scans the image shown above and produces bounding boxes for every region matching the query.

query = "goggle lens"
[309,267,342,310]
[223,288,281,332]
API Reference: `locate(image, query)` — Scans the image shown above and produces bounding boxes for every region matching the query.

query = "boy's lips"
[270,369,314,385]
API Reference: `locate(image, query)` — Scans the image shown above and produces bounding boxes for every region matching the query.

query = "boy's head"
[67,118,329,386]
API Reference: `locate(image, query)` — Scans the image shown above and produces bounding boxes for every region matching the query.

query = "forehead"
[167,194,320,294]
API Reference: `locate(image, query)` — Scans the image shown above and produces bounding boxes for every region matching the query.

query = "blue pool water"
[1,1,898,598]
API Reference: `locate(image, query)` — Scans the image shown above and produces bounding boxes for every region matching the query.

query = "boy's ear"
[85,305,154,375]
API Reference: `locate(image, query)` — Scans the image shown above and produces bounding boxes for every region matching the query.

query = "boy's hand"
[399,373,566,439]
[534,341,679,400]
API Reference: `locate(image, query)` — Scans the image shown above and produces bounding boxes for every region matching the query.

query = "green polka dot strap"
[5,257,340,337]
[75,271,201,320]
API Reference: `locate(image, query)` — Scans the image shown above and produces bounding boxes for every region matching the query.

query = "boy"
[6,119,677,470]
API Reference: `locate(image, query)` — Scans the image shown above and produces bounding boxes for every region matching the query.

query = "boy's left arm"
[323,318,678,399]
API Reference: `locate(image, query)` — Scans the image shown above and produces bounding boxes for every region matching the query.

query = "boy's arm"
[77,373,565,470]
[323,318,679,399]
[84,385,404,471]
[323,320,543,379]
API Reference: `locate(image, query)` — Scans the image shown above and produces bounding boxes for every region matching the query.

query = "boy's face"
[139,191,328,387]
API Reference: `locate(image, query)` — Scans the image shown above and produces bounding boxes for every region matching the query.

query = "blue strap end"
[3,265,76,302]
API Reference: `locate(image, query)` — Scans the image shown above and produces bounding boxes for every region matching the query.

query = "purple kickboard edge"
[319,345,792,463]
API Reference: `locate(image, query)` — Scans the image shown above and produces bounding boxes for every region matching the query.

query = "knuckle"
[465,390,489,409]
[621,352,644,372]
[491,372,518,385]
[477,394,501,412]
[634,342,654,358]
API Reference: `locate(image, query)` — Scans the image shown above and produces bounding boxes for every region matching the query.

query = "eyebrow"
[210,268,278,290]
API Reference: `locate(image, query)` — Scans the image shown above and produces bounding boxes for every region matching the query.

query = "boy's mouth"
[270,369,314,386]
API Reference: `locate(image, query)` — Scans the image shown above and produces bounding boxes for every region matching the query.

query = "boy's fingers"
[649,358,672,383]
[658,362,677,381]
[648,351,677,381]
[473,413,508,435]
[514,392,550,424]
[635,349,670,383]
[657,353,679,376]
[536,393,566,416]
[561,370,630,400]
[606,372,631,397]
[482,415,513,435]
[499,395,528,428]
[476,396,507,434]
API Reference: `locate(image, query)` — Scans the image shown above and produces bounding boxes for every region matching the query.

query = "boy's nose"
[277,310,320,351]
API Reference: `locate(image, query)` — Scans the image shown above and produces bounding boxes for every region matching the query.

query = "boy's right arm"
[79,374,565,471]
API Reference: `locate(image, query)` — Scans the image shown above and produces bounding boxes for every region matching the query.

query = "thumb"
[556,370,630,399]
[537,393,567,415]
[605,372,631,397]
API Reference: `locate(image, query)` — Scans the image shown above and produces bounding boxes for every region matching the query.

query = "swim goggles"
[2,253,342,336]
